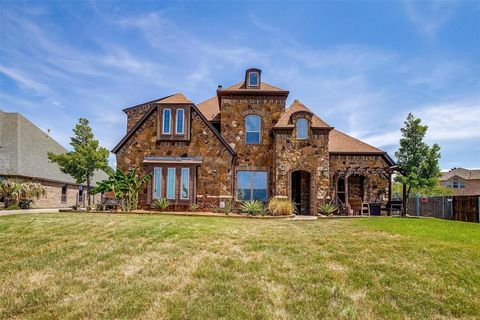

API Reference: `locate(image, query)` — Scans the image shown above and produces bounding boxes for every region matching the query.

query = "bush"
[152,198,170,211]
[319,203,338,216]
[6,204,20,210]
[268,197,295,216]
[240,200,265,215]
[18,199,33,209]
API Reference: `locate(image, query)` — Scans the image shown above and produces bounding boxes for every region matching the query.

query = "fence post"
[442,196,445,219]
[478,196,480,223]
[416,196,420,216]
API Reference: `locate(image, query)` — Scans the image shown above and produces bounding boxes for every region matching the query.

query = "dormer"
[245,68,261,88]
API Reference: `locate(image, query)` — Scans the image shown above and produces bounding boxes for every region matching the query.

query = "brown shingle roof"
[222,81,288,92]
[440,168,480,181]
[197,96,220,121]
[156,93,192,104]
[274,99,332,129]
[328,129,384,154]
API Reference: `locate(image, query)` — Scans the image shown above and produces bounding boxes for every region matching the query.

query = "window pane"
[237,171,251,200]
[167,168,175,199]
[245,115,260,144]
[163,109,171,133]
[249,72,258,86]
[176,109,184,134]
[297,118,308,139]
[246,132,260,144]
[153,168,162,199]
[252,171,267,202]
[181,168,189,199]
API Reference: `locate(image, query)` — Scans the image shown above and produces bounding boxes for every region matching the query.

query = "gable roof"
[122,93,192,113]
[274,99,332,129]
[221,81,288,93]
[197,96,220,122]
[440,168,480,181]
[0,111,108,185]
[328,129,384,154]
[111,95,235,155]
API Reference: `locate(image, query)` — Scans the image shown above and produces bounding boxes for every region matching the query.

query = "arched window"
[245,115,261,144]
[296,118,309,139]
[162,108,171,134]
[176,108,184,134]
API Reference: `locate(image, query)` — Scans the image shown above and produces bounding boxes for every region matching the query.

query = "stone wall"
[125,104,152,132]
[219,95,286,199]
[274,127,330,215]
[116,108,234,209]
[329,154,391,205]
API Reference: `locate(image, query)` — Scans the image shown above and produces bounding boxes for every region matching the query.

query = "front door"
[291,170,311,215]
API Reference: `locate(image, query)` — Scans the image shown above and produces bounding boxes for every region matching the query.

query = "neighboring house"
[0,110,108,208]
[440,168,480,196]
[113,68,395,214]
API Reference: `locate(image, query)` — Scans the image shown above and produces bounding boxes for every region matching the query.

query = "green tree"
[395,113,441,216]
[48,118,112,208]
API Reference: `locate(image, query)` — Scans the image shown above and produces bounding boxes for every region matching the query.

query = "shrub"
[268,197,295,216]
[152,198,170,211]
[18,199,33,210]
[6,204,20,210]
[319,203,338,216]
[240,200,264,215]
[189,203,199,211]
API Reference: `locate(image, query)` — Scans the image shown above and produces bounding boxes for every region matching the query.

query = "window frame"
[176,108,185,134]
[166,167,176,199]
[153,167,162,199]
[236,170,268,202]
[245,114,261,145]
[162,108,172,134]
[180,168,190,200]
[61,184,67,203]
[296,118,309,139]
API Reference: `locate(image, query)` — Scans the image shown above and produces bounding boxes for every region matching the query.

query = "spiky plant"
[240,200,265,216]
[319,203,338,216]
[268,197,296,216]
[152,198,170,211]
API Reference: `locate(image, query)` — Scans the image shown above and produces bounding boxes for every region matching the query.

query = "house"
[113,68,396,214]
[0,110,108,208]
[440,168,480,196]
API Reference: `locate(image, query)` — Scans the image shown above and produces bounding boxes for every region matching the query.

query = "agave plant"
[319,203,338,216]
[240,200,265,216]
[152,198,170,211]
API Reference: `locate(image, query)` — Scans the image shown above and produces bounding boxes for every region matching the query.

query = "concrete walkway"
[0,208,60,216]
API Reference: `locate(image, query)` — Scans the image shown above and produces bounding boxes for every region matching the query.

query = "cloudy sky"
[1,1,479,169]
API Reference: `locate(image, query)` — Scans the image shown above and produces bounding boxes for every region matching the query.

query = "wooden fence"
[407,195,479,223]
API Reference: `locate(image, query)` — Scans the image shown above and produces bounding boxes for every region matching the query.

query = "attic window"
[248,72,259,87]
[296,118,309,139]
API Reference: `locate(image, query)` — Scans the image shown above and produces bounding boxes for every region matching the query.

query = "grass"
[0,214,479,319]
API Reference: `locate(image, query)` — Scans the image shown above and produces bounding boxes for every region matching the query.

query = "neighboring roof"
[328,129,384,154]
[0,111,108,185]
[197,96,220,121]
[440,168,480,181]
[274,99,332,129]
[112,98,235,155]
[122,93,192,113]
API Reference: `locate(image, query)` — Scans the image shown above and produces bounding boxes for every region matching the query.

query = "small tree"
[395,113,441,216]
[48,118,112,208]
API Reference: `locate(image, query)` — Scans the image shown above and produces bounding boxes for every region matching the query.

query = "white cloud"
[404,1,457,37]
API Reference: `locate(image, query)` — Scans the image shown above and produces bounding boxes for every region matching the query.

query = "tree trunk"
[402,183,407,217]
[87,176,91,209]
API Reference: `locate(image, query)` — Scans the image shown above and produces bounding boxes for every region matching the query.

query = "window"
[61,185,67,203]
[245,115,261,144]
[163,109,171,134]
[237,171,268,202]
[153,168,162,199]
[167,168,176,199]
[452,179,465,189]
[248,72,259,87]
[176,109,184,134]
[296,118,309,139]
[181,168,190,199]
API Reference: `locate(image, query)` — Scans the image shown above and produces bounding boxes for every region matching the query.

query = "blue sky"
[1,1,479,169]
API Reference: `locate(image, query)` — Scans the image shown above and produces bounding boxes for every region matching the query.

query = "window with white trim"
[237,171,268,202]
[167,168,176,199]
[181,168,190,199]
[163,109,171,134]
[296,118,309,139]
[153,167,162,199]
[245,115,261,144]
[248,72,259,87]
[176,109,184,134]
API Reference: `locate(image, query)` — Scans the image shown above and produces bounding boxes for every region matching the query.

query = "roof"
[122,93,192,113]
[440,168,480,181]
[274,99,332,129]
[112,96,235,155]
[143,156,203,165]
[221,81,288,93]
[328,129,385,154]
[0,111,108,185]
[197,96,220,122]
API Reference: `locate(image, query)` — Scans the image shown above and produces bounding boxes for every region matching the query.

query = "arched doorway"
[291,170,311,215]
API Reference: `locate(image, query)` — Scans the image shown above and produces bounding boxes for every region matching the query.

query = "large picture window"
[153,167,162,199]
[181,168,190,199]
[237,171,268,202]
[163,109,171,134]
[245,115,261,144]
[176,109,184,134]
[296,118,309,139]
[167,168,176,199]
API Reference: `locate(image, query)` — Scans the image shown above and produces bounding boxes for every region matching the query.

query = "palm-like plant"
[319,203,338,216]
[240,200,265,215]
[0,180,46,208]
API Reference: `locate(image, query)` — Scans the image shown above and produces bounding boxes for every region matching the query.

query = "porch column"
[345,173,350,212]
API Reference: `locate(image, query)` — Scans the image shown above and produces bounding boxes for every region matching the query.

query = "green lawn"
[0,214,479,319]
